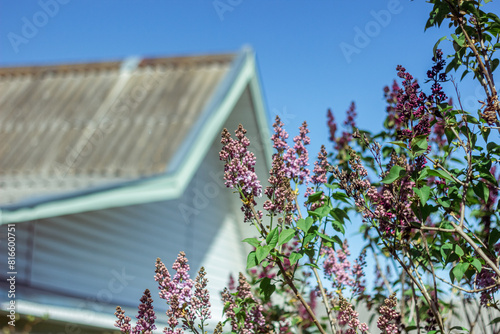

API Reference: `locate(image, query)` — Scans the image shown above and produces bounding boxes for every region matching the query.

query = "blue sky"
[1,0,495,288]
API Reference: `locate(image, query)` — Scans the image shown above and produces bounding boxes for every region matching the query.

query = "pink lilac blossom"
[395,64,426,124]
[364,155,417,236]
[154,252,212,334]
[311,145,329,185]
[264,116,300,222]
[115,306,132,333]
[263,155,296,221]
[283,121,311,184]
[220,125,263,222]
[377,293,400,334]
[270,115,289,153]
[321,241,366,295]
[337,297,369,334]
[383,80,403,131]
[334,102,357,151]
[221,273,267,334]
[114,289,157,334]
[330,151,371,217]
[327,109,337,141]
[191,267,211,323]
[327,103,357,153]
[305,145,329,211]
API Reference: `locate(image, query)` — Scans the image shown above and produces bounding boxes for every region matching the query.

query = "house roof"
[0,53,234,205]
[0,47,272,223]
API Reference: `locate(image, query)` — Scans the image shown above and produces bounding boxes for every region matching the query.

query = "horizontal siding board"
[16,141,247,319]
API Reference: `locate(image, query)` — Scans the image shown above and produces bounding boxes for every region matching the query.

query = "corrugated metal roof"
[0,53,236,205]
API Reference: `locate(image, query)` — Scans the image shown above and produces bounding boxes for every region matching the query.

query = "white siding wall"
[0,141,249,328]
[0,84,270,330]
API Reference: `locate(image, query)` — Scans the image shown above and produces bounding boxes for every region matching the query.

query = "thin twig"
[435,274,499,293]
[276,260,328,334]
[425,155,464,186]
[449,220,500,278]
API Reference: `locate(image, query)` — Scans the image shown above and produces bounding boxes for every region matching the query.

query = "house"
[0,47,272,333]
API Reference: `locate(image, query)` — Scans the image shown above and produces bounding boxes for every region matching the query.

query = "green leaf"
[482,127,491,142]
[297,217,313,233]
[433,35,448,55]
[492,58,500,73]
[454,245,464,257]
[411,135,429,156]
[278,229,296,247]
[307,191,324,203]
[316,231,342,245]
[331,220,345,235]
[330,207,351,223]
[487,142,500,153]
[289,251,303,266]
[314,205,331,218]
[247,251,258,269]
[242,238,261,248]
[451,34,465,47]
[428,169,454,182]
[413,185,431,206]
[463,115,479,124]
[473,182,489,203]
[419,203,437,222]
[259,277,275,302]
[452,262,469,282]
[489,317,500,325]
[441,243,454,261]
[418,166,430,181]
[381,165,406,184]
[324,183,340,190]
[389,141,408,149]
[470,258,482,272]
[489,229,500,249]
[266,227,279,248]
[256,245,272,264]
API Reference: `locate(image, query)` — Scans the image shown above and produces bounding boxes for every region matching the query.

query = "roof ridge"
[0,53,236,77]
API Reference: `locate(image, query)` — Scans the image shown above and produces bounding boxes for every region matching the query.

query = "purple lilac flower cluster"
[115,289,157,334]
[365,155,417,236]
[220,125,263,222]
[327,109,337,141]
[426,49,447,104]
[327,103,358,159]
[305,145,329,211]
[337,297,369,334]
[221,273,267,334]
[477,268,499,306]
[395,65,426,123]
[321,240,366,295]
[377,293,400,334]
[383,80,403,131]
[264,116,313,221]
[283,121,311,183]
[330,150,371,215]
[154,252,211,334]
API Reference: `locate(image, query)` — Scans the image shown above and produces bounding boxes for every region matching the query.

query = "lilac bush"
[116,1,500,333]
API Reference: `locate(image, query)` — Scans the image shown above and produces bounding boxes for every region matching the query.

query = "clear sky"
[1,0,496,287]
